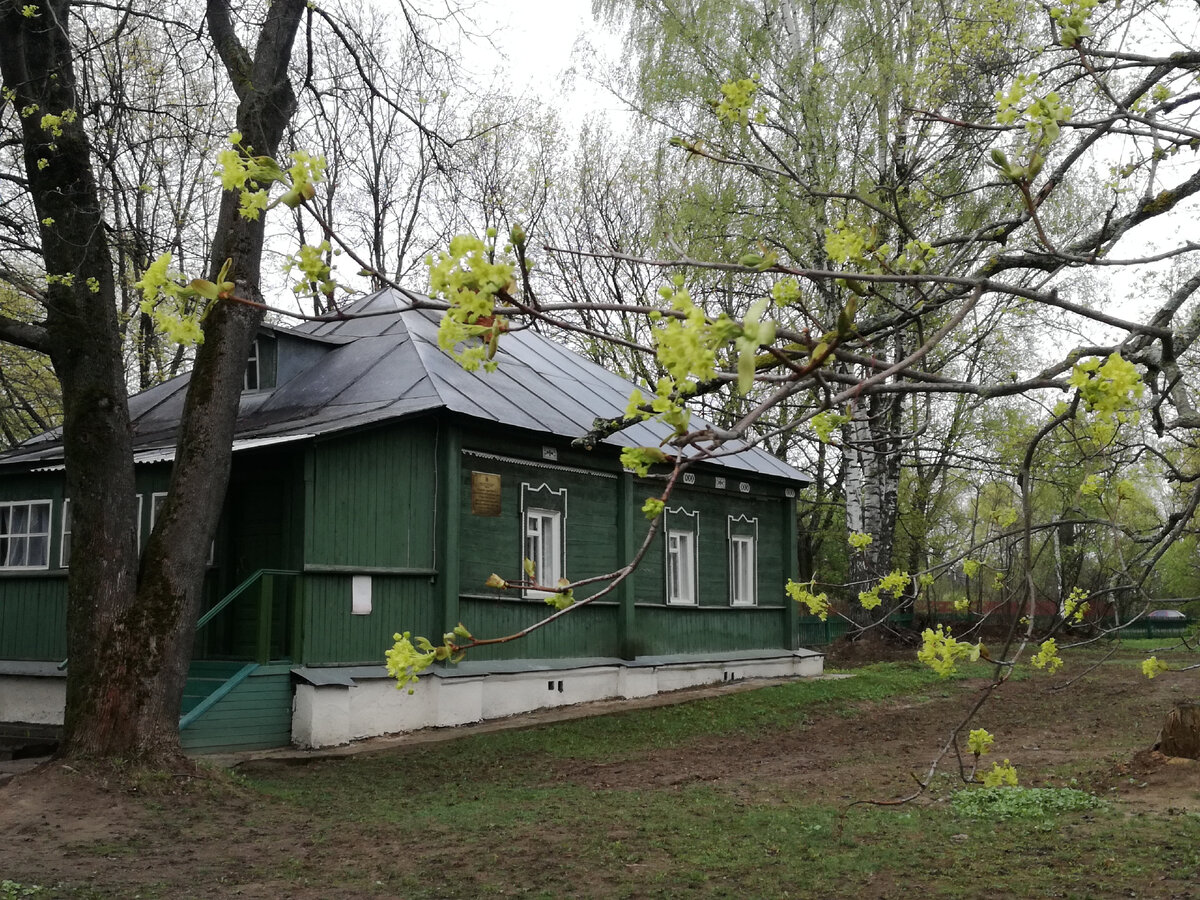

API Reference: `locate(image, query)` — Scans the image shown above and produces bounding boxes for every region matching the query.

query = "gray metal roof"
[1,289,809,483]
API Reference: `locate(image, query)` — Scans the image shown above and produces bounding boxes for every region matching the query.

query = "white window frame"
[664,506,700,606]
[523,507,562,598]
[666,529,697,605]
[520,483,567,600]
[60,498,72,568]
[728,515,758,607]
[0,499,52,570]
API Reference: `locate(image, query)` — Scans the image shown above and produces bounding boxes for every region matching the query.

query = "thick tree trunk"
[129,0,307,761]
[0,0,145,759]
[1159,703,1200,760]
[0,0,306,765]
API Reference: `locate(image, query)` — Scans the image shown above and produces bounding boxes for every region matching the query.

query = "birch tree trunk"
[843,387,904,625]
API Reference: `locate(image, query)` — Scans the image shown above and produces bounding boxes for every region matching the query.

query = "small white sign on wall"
[352,575,373,615]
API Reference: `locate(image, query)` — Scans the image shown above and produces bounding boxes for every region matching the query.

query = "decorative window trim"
[665,507,699,606]
[727,515,758,607]
[521,483,567,599]
[0,499,52,570]
[464,448,618,479]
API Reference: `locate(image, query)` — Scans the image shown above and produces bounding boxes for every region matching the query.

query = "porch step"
[182,660,249,715]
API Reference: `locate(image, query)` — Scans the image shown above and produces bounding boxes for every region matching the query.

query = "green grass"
[1098,636,1198,654]
[242,778,1200,899]
[252,662,960,802]
[234,658,1200,898]
[28,657,1200,898]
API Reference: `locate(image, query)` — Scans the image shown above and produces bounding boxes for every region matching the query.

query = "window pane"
[523,508,561,591]
[245,340,259,390]
[525,514,540,575]
[525,533,538,574]
[61,500,71,568]
[29,502,49,534]
[680,533,694,601]
[540,513,559,583]
[667,530,696,604]
[730,535,754,605]
[667,535,680,601]
[0,503,53,568]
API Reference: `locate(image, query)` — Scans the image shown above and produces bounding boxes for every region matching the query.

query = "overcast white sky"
[461,0,628,127]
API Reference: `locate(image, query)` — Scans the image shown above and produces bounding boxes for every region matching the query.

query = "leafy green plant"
[952,786,1106,820]
[1,881,45,899]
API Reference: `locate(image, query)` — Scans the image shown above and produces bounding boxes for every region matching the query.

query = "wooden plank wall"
[456,428,796,660]
[459,596,622,660]
[0,472,67,660]
[0,576,67,659]
[458,453,622,598]
[635,606,787,655]
[301,573,439,665]
[308,423,438,569]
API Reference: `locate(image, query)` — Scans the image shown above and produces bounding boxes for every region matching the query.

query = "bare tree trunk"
[126,0,307,762]
[0,0,306,765]
[0,0,142,759]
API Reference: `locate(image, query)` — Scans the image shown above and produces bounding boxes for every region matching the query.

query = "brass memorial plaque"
[471,471,502,516]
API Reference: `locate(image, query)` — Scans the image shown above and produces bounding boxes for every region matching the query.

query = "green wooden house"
[0,289,820,752]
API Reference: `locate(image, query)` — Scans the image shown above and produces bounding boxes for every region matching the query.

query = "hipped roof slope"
[2,289,807,483]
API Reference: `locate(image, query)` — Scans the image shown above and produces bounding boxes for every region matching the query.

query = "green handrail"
[179,662,258,730]
[58,567,300,671]
[195,567,298,631]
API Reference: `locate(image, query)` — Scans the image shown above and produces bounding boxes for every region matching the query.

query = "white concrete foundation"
[291,650,825,749]
[0,674,66,725]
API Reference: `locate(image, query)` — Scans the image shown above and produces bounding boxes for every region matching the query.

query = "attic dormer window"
[243,336,276,392]
[244,339,260,391]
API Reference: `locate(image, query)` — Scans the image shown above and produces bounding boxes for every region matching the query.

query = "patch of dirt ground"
[4,649,1200,898]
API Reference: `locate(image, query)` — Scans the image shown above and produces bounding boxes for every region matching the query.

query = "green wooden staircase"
[179,659,293,753]
[178,570,300,754]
